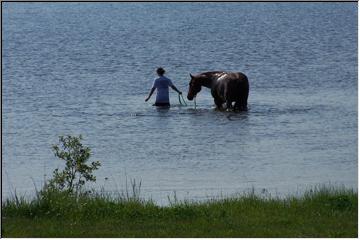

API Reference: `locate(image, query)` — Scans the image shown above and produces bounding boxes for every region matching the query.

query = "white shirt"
[152,76,173,103]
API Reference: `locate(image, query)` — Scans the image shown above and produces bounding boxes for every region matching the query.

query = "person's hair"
[156,67,165,75]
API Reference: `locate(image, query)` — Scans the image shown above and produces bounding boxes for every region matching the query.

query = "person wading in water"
[145,67,182,107]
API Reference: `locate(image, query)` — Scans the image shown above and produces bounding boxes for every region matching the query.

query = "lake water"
[2,3,357,204]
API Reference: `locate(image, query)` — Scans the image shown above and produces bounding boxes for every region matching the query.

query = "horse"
[187,71,249,111]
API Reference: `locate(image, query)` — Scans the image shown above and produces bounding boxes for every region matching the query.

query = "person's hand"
[145,96,150,102]
[179,91,182,95]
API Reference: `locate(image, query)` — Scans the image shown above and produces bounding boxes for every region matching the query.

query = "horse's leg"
[235,98,247,111]
[242,97,248,111]
[241,90,248,111]
[234,100,241,111]
[224,88,235,111]
[214,98,224,110]
[234,86,248,111]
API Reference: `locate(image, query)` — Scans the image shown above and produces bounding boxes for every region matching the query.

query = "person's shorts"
[154,102,170,107]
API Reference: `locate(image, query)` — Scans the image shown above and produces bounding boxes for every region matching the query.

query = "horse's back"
[216,72,248,89]
[226,72,248,82]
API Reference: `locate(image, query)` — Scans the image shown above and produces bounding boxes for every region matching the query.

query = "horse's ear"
[190,73,194,79]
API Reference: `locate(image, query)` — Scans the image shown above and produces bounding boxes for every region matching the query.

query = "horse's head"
[187,74,203,100]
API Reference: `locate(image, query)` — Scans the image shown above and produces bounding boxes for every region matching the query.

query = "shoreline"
[2,185,357,237]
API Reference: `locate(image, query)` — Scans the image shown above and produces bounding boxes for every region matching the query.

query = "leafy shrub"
[46,135,101,194]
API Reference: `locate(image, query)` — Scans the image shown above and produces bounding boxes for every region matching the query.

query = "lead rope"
[180,94,187,106]
[178,94,183,106]
[178,94,187,106]
[178,94,196,109]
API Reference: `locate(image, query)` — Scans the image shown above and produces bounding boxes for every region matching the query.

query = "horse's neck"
[201,77,216,89]
[201,72,225,88]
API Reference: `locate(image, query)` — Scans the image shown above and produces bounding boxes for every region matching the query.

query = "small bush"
[46,135,101,194]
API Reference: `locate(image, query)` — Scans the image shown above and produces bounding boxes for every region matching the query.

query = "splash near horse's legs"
[226,101,233,111]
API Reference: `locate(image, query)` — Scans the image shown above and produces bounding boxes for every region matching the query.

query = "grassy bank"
[2,186,357,237]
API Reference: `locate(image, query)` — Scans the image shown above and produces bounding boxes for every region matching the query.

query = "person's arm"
[171,85,182,95]
[145,87,156,102]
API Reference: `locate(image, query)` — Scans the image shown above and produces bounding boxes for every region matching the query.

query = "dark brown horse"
[187,71,249,111]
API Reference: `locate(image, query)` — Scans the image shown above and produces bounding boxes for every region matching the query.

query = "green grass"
[2,186,357,237]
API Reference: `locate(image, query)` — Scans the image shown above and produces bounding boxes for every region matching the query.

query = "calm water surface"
[2,3,357,204]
